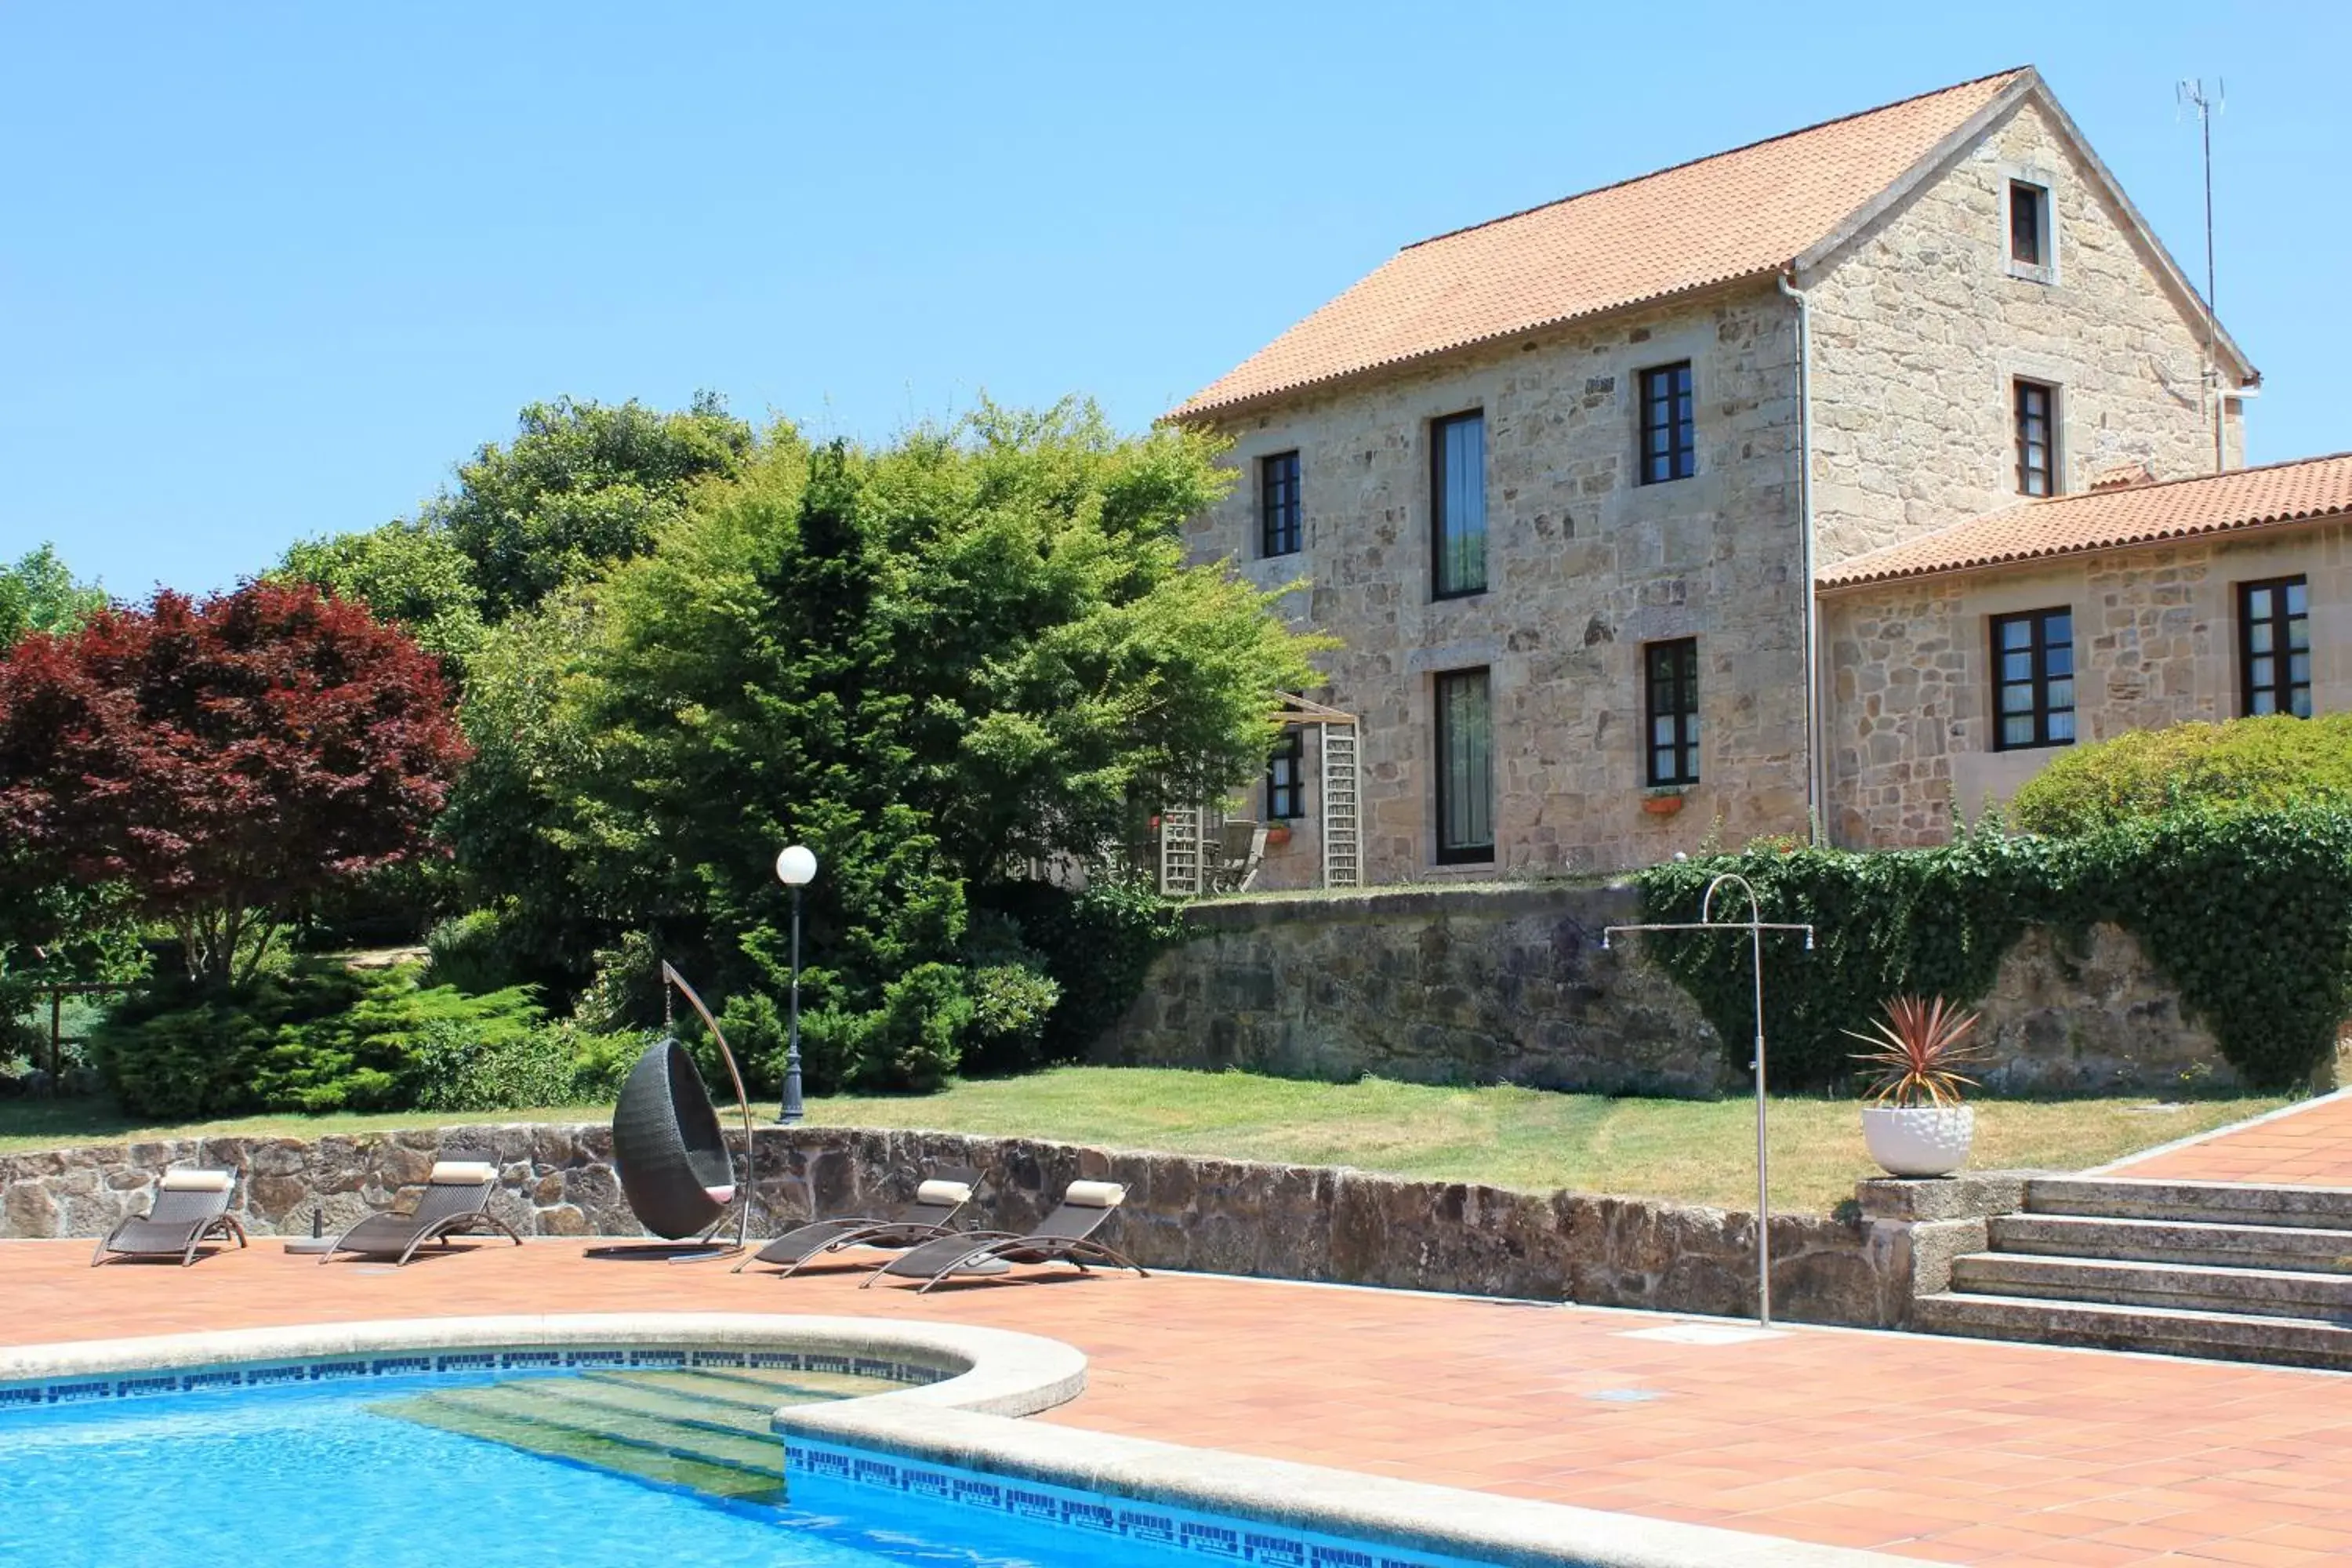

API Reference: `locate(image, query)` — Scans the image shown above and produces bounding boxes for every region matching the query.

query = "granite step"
[1950,1251,2352,1319]
[1989,1213,2352,1274]
[1914,1290,2352,1371]
[524,1374,778,1436]
[2024,1176,2352,1230]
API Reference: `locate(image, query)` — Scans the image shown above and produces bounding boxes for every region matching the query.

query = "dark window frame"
[2008,180,2049,268]
[1259,450,1301,557]
[2015,379,2057,497]
[1644,637,1700,786]
[1430,410,1487,601]
[1265,726,1306,820]
[1638,361,1696,486]
[1991,607,2076,752]
[2239,575,2313,719]
[1433,666,1495,865]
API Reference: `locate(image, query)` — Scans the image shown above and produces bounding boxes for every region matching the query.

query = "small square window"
[2240,576,2313,719]
[1644,638,1700,786]
[1639,363,1694,485]
[1991,608,2075,750]
[1260,451,1301,557]
[1265,728,1306,820]
[2009,180,2049,269]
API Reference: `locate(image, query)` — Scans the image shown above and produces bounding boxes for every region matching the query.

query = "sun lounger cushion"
[1063,1180,1126,1208]
[916,1179,974,1207]
[704,1185,736,1204]
[428,1160,499,1185]
[158,1169,234,1193]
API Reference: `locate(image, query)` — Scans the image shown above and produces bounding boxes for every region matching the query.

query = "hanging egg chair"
[610,1036,738,1240]
[591,963,754,1261]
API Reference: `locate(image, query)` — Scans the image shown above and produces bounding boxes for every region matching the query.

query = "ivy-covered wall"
[1636,808,2352,1093]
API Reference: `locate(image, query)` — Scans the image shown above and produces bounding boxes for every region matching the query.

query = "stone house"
[1167,66,2281,886]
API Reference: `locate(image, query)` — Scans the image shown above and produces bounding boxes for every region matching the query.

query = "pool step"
[371,1374,792,1502]
[371,1393,786,1504]
[584,1366,871,1406]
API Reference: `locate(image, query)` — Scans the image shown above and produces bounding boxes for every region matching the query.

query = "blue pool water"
[0,1372,1449,1568]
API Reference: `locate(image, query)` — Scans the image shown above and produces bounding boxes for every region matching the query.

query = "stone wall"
[1097,882,1726,1096]
[1187,281,1812,885]
[1806,93,2249,568]
[0,1122,1909,1328]
[1820,518,2352,845]
[1098,884,2234,1098]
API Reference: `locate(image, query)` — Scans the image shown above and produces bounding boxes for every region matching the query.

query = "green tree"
[429,393,756,621]
[277,519,488,663]
[500,401,1324,1090]
[0,544,106,648]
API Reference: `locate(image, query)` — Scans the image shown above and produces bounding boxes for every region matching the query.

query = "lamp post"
[774,845,818,1124]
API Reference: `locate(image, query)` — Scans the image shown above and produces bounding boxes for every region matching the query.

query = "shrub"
[1636,806,2352,1093]
[977,877,1185,1063]
[91,959,550,1117]
[857,963,973,1093]
[2009,713,2352,836]
[425,906,530,995]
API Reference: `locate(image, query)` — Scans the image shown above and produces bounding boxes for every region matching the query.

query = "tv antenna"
[2177,78,2226,472]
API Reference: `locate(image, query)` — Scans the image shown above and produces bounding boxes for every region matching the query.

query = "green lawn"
[0,1067,2286,1214]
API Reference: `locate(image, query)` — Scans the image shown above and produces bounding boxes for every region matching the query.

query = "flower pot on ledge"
[1265,824,1292,847]
[1641,793,1685,816]
[1860,1105,1976,1178]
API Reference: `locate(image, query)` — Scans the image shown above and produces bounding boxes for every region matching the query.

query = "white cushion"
[703,1185,736,1205]
[159,1169,233,1193]
[428,1160,499,1185]
[1062,1180,1126,1209]
[916,1179,973,1207]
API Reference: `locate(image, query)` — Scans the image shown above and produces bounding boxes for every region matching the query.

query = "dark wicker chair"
[92,1168,246,1267]
[862,1180,1147,1294]
[611,1037,738,1241]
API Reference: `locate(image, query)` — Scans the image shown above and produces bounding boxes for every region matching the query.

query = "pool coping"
[0,1313,1086,1417]
[0,1311,1911,1568]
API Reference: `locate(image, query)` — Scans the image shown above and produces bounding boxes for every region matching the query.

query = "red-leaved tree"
[0,582,470,983]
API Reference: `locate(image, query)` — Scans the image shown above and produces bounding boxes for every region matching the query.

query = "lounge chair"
[862,1179,1146,1294]
[320,1158,523,1266]
[91,1167,247,1267]
[732,1171,979,1277]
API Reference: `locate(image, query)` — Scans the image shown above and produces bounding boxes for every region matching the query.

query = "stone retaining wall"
[1095,884,2235,1098]
[0,1123,1915,1328]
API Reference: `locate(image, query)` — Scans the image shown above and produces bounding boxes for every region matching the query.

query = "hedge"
[1635,806,2352,1092]
[2009,713,2352,836]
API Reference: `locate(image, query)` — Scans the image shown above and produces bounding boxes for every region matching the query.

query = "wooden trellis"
[1160,695,1359,898]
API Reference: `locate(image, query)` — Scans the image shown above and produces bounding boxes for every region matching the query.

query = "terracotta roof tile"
[1818,453,2352,590]
[1174,69,2028,419]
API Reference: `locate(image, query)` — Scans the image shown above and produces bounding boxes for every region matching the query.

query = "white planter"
[1861,1105,1976,1178]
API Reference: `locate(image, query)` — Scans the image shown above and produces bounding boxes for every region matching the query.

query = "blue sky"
[3,3,2347,597]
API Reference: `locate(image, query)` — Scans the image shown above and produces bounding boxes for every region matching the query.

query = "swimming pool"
[0,1365,1477,1568]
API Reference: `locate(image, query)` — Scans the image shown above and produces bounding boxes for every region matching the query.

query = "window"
[2015,379,2056,497]
[2008,180,2049,268]
[2241,576,2312,718]
[1434,668,1494,863]
[1260,451,1301,557]
[1639,362,1695,485]
[1644,638,1700,786]
[1431,411,1486,598]
[1265,727,1306,820]
[1991,608,2075,750]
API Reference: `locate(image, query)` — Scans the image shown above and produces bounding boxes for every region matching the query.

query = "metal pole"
[1751,919,1771,1328]
[779,886,805,1125]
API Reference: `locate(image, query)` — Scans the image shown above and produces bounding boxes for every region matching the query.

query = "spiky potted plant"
[1848,995,1985,1178]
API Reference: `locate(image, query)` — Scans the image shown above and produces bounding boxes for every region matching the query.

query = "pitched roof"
[1817,453,2352,590]
[1174,68,2032,419]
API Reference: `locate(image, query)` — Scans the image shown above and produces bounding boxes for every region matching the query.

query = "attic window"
[2007,180,2052,278]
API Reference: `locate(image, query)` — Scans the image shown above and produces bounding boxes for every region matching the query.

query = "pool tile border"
[0,1344,949,1408]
